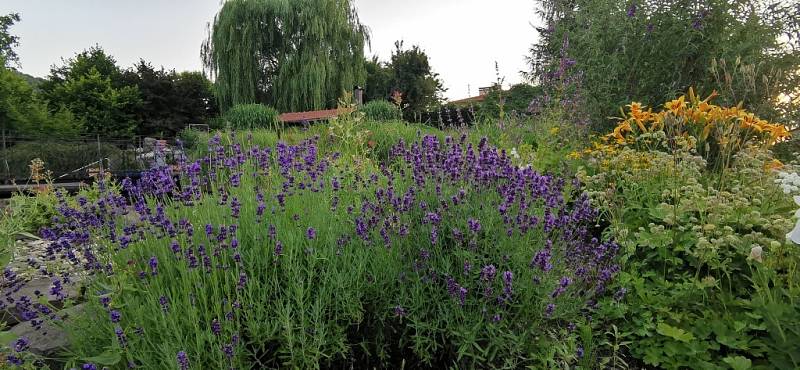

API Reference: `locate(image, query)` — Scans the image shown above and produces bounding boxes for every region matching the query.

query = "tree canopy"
[364,41,445,115]
[0,13,20,68]
[202,0,369,113]
[122,61,217,137]
[39,47,141,137]
[529,0,800,130]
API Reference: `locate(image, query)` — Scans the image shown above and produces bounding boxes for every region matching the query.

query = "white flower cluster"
[774,172,800,244]
[790,195,800,245]
[776,171,800,195]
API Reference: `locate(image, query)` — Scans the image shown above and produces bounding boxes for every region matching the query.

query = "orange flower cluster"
[608,88,791,147]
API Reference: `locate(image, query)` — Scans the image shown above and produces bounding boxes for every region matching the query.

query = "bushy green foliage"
[121,62,217,137]
[364,56,393,102]
[774,136,800,164]
[223,104,281,132]
[359,100,400,122]
[1,50,83,138]
[477,83,542,120]
[364,41,446,115]
[580,122,800,367]
[40,47,141,137]
[530,0,800,130]
[0,13,20,67]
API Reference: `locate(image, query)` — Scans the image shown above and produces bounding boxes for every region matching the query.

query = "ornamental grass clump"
[6,131,619,368]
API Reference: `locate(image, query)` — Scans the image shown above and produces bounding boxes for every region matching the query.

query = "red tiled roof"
[449,95,486,105]
[278,108,354,123]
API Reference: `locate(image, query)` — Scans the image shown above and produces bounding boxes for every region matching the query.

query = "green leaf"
[0,252,10,267]
[657,322,694,343]
[0,331,18,346]
[722,356,751,370]
[85,349,122,365]
[15,231,41,240]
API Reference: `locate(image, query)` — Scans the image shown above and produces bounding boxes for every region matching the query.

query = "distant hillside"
[11,69,46,89]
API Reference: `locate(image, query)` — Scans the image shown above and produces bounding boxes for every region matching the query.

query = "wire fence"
[0,131,181,184]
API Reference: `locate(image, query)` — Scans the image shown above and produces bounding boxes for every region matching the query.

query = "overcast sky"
[2,0,539,100]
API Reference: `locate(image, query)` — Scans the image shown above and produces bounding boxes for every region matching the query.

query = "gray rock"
[2,277,82,326]
[9,303,85,356]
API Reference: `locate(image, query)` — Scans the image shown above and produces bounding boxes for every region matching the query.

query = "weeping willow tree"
[202,0,369,113]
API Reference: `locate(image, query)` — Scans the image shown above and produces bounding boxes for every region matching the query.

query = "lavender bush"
[6,131,619,368]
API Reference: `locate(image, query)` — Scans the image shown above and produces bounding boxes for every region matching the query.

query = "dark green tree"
[389,41,445,115]
[0,16,82,137]
[202,0,369,113]
[0,13,20,67]
[364,56,393,102]
[40,47,141,137]
[121,61,217,136]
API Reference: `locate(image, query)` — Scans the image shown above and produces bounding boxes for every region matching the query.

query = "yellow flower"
[764,159,783,172]
[665,96,686,115]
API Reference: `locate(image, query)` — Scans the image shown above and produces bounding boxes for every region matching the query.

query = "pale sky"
[1,0,538,100]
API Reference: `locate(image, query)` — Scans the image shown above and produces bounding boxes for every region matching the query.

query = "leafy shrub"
[30,133,620,369]
[177,128,202,150]
[530,0,800,129]
[223,104,281,131]
[773,136,800,164]
[578,95,800,368]
[360,100,401,122]
[477,83,542,120]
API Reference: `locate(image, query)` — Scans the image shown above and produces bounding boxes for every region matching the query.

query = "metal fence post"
[1,129,8,184]
[97,134,104,175]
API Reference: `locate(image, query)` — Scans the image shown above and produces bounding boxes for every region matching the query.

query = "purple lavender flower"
[222,343,234,359]
[7,355,23,365]
[458,286,468,306]
[211,318,221,336]
[176,351,189,370]
[237,272,247,290]
[480,265,497,281]
[149,256,158,276]
[83,364,98,370]
[577,346,584,358]
[110,310,121,323]
[13,337,29,352]
[306,227,316,240]
[115,326,127,348]
[614,287,627,301]
[419,249,430,261]
[394,305,407,317]
[626,2,636,17]
[545,303,555,317]
[430,226,438,245]
[159,296,169,312]
[502,271,513,297]
[171,240,181,255]
[468,218,481,233]
[274,241,283,257]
